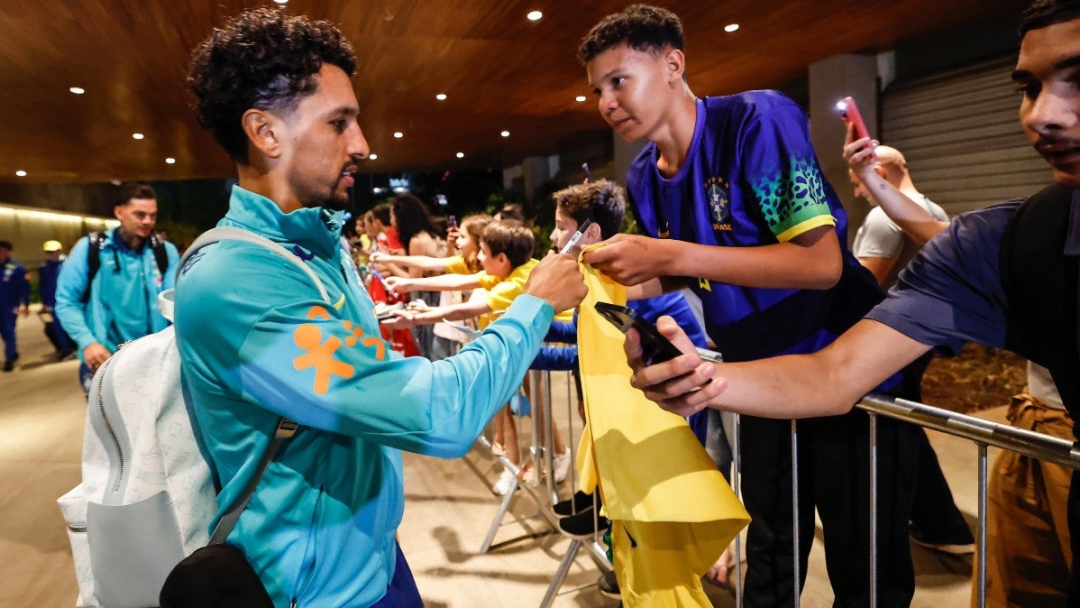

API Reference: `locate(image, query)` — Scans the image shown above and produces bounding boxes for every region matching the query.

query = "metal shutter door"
[881,55,1050,215]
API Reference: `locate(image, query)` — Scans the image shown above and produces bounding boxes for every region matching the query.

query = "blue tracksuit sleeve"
[544,319,577,343]
[241,297,552,458]
[16,265,30,306]
[531,344,578,371]
[180,251,555,459]
[54,238,96,352]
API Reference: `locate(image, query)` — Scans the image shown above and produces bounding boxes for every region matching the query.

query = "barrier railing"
[725,394,1080,608]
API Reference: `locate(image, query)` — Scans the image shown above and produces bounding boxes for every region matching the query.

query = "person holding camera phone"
[577,6,927,606]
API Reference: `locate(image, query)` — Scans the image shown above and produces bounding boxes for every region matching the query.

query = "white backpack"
[57,227,329,608]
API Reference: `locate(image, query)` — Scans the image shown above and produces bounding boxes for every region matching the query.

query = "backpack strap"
[176,226,331,545]
[149,234,169,276]
[208,418,298,545]
[179,226,330,304]
[81,231,107,304]
[1000,184,1080,412]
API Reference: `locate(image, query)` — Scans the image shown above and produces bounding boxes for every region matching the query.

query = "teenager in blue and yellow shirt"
[580,6,923,607]
[181,11,586,608]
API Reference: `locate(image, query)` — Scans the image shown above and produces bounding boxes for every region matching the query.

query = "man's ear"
[241,109,284,160]
[113,205,123,221]
[663,47,686,84]
[873,165,888,180]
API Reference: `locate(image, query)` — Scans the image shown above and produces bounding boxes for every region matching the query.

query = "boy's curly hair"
[188,9,356,164]
[578,4,684,64]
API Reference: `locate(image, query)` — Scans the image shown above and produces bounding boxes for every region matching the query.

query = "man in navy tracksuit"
[0,240,31,372]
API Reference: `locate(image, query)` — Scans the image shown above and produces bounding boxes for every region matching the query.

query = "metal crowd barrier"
[724,394,1080,608]
[458,367,614,594]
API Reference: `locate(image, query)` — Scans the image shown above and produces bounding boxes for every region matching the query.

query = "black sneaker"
[2,354,17,372]
[597,570,621,600]
[558,510,610,539]
[554,491,598,516]
[909,522,975,555]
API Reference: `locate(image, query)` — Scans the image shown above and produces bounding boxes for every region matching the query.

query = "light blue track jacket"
[174,186,554,608]
[54,228,179,360]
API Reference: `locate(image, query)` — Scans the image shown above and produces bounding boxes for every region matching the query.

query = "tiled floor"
[0,308,995,607]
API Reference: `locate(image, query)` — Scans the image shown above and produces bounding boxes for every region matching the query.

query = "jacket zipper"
[95,358,125,493]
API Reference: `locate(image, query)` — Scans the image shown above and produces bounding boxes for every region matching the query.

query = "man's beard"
[302,182,350,210]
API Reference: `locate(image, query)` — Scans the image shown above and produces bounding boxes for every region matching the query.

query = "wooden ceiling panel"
[0,0,1029,184]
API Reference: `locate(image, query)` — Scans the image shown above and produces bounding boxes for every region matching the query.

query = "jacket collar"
[221,185,343,258]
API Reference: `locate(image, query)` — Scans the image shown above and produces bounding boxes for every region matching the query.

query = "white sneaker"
[553,449,572,484]
[492,469,517,496]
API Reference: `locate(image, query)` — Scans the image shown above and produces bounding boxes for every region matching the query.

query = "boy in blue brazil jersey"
[181,10,587,608]
[579,6,924,606]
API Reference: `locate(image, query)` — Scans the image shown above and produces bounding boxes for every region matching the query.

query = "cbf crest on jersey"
[705,177,732,231]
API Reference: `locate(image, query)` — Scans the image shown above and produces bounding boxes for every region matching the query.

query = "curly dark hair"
[553,180,626,240]
[578,4,684,64]
[188,8,356,164]
[1020,0,1080,37]
[391,194,441,253]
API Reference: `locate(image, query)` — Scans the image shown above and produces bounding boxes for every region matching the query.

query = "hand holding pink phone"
[837,96,876,161]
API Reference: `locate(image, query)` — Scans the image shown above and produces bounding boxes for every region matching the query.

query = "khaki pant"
[977,393,1074,608]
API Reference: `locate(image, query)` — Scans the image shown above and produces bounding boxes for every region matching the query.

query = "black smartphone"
[448,215,458,229]
[595,302,686,365]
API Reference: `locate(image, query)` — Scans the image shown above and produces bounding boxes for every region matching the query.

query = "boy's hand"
[625,317,726,417]
[581,234,674,286]
[523,252,587,314]
[370,251,387,263]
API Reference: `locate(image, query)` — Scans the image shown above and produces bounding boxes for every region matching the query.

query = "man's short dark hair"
[1020,0,1080,37]
[578,4,684,64]
[481,220,535,268]
[554,180,626,240]
[118,183,156,206]
[0,240,12,251]
[188,8,357,164]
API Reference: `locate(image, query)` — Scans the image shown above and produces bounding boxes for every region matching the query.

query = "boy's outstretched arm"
[371,251,456,272]
[385,272,482,294]
[583,228,842,291]
[624,317,932,419]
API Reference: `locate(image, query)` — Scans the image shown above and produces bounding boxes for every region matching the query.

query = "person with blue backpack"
[54,182,178,392]
[177,9,587,608]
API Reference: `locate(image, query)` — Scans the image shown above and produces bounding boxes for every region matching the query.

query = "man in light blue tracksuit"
[55,183,179,392]
[179,10,587,607]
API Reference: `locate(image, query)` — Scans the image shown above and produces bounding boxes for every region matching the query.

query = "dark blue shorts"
[370,544,423,608]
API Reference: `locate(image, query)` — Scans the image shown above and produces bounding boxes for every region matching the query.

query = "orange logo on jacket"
[292,306,387,395]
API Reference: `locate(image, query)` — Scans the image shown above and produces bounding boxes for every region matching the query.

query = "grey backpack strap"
[177,226,332,545]
[180,226,330,304]
[208,419,298,545]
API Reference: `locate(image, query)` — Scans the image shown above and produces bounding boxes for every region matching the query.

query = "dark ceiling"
[0,0,1029,184]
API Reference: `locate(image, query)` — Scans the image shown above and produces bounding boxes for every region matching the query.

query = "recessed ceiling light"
[436,93,447,101]
[69,87,85,95]
[132,133,144,140]
[456,152,465,159]
[724,23,740,33]
[575,95,587,102]
[369,153,378,160]
[165,157,176,164]
[273,0,288,4]
[15,170,26,177]
[501,131,510,137]
[393,132,403,138]
[527,10,543,21]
